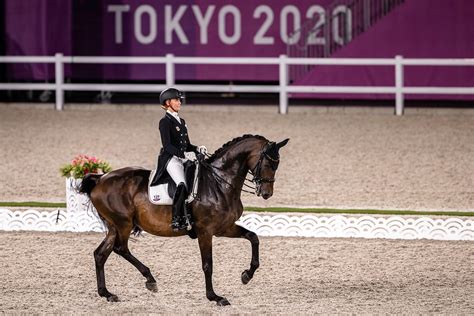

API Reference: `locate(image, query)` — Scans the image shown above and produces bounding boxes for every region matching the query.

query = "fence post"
[166,53,175,87]
[55,53,64,111]
[279,54,288,114]
[395,55,404,116]
[363,0,371,31]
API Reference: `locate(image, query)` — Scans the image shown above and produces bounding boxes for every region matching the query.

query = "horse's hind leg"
[113,226,158,292]
[218,224,259,285]
[94,226,119,302]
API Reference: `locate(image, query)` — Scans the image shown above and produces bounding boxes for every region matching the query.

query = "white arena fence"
[0,179,473,241]
[1,208,473,241]
[0,54,473,115]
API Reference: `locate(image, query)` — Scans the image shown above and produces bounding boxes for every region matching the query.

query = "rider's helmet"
[159,88,184,105]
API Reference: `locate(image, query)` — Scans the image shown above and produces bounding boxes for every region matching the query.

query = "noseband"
[251,142,279,186]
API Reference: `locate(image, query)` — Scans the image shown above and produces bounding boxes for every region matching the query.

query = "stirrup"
[183,214,193,231]
[171,217,187,232]
[171,221,187,232]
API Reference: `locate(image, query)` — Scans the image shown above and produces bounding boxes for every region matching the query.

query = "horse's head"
[250,138,289,199]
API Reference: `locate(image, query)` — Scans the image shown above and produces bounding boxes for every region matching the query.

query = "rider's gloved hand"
[198,145,208,155]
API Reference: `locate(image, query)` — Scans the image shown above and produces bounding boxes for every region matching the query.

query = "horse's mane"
[206,134,267,163]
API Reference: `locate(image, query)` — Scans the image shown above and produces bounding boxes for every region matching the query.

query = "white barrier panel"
[237,213,474,241]
[0,208,472,241]
[0,208,104,232]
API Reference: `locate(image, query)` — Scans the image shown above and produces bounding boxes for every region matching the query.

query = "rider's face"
[167,98,181,112]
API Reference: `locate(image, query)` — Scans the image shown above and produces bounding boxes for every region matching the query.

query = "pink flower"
[62,154,111,179]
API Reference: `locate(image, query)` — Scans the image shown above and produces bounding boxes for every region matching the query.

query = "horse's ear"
[276,138,289,149]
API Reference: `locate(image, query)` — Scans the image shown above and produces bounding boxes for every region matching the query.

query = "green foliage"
[60,154,112,179]
[0,201,472,217]
[0,201,66,208]
[244,207,474,217]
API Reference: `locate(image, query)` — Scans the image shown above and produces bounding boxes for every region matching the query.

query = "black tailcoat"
[151,113,197,185]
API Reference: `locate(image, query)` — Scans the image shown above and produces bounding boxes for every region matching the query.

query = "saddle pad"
[148,163,199,205]
[148,169,173,205]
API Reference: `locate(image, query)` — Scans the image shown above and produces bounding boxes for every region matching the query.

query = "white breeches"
[166,156,186,186]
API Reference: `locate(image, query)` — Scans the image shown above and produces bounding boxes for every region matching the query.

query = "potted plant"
[60,154,112,179]
[59,154,112,231]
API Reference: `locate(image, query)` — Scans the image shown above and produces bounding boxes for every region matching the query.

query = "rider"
[151,88,207,231]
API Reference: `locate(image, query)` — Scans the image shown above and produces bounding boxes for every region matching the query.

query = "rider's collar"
[166,110,181,123]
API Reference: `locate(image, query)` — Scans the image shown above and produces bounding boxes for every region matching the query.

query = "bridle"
[251,142,279,196]
[201,142,279,196]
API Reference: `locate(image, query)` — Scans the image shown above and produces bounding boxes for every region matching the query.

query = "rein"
[200,154,256,195]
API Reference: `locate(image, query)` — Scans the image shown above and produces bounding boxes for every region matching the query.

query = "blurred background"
[0,0,472,107]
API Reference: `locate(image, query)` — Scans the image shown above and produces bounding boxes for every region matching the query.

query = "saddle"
[148,159,199,205]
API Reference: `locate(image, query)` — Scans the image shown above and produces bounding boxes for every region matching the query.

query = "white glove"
[198,145,208,155]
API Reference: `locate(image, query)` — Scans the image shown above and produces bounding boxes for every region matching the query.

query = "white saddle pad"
[148,169,174,205]
[148,161,199,205]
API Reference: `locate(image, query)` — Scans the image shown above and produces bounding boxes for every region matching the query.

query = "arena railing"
[0,53,473,115]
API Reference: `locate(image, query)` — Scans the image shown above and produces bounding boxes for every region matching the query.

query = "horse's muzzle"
[262,192,272,200]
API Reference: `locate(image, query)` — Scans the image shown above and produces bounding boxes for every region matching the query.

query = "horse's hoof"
[107,294,119,302]
[146,282,158,292]
[216,298,231,306]
[241,270,251,284]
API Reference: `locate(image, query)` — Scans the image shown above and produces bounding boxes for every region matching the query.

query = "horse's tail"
[79,173,104,196]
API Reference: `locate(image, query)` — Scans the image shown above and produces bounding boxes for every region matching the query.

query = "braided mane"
[206,134,267,162]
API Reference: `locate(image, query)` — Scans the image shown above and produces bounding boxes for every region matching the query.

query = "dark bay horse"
[79,134,289,305]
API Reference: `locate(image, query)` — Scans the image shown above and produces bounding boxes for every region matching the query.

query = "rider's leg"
[166,156,188,230]
[171,183,188,230]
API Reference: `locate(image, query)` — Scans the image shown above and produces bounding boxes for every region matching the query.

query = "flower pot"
[65,177,105,232]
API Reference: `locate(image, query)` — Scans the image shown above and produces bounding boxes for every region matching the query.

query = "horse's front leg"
[218,224,260,285]
[197,232,230,306]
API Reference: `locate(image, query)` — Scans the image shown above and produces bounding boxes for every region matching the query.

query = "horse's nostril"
[262,193,272,199]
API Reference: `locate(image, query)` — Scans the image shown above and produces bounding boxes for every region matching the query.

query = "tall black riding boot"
[171,183,188,231]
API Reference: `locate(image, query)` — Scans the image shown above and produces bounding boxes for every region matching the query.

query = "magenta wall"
[294,0,474,99]
[4,0,332,80]
[3,0,473,100]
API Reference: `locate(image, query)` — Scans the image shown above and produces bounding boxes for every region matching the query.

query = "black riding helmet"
[159,88,184,105]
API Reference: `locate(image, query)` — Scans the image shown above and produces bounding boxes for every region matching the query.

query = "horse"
[79,134,289,306]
